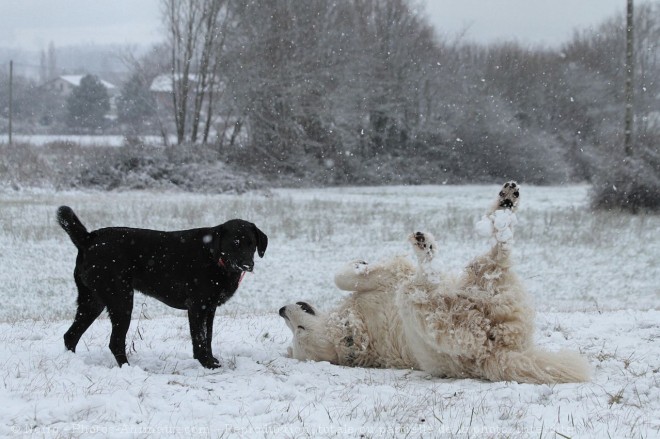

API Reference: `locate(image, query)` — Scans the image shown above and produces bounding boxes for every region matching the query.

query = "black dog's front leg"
[188,304,220,369]
[205,306,220,366]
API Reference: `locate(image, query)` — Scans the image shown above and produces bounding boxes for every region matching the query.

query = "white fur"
[280,182,591,384]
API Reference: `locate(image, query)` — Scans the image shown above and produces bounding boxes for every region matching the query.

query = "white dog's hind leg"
[464,181,533,351]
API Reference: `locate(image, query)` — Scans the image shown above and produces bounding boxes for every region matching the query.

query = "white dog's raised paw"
[352,260,369,274]
[479,181,521,245]
[408,231,437,263]
[497,181,520,211]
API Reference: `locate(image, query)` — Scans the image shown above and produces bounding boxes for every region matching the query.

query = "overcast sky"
[0,0,640,52]
[424,0,630,47]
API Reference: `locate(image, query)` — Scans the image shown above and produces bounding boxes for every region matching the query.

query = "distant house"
[149,74,184,94]
[48,75,117,98]
[46,75,118,118]
[149,73,234,142]
[149,73,223,105]
[149,73,209,93]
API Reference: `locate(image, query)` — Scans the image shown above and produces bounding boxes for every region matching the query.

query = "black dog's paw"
[497,181,520,211]
[195,354,222,369]
[201,358,222,369]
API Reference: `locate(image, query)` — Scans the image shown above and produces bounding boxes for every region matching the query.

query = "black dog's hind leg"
[188,304,220,369]
[64,278,105,353]
[105,289,134,367]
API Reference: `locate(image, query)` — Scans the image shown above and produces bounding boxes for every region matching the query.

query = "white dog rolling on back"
[279,182,590,384]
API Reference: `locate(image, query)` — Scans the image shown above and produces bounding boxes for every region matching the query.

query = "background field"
[1,184,658,438]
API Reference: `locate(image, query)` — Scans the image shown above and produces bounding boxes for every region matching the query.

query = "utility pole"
[8,60,13,146]
[624,0,634,157]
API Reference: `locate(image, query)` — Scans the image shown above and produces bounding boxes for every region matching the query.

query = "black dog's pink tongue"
[218,258,226,268]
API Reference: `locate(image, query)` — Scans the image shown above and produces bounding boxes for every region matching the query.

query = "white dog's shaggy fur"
[279,182,591,384]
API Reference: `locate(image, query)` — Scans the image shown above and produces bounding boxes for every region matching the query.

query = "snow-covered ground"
[1,184,658,438]
[1,134,172,147]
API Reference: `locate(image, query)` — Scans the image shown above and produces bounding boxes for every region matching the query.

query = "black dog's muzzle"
[219,256,254,272]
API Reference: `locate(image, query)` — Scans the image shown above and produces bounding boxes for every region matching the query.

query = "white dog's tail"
[335,257,414,292]
[484,348,591,384]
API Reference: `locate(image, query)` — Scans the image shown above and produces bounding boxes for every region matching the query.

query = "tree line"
[1,0,658,205]
[137,0,658,188]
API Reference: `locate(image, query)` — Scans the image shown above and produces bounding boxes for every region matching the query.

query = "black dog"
[56,206,267,369]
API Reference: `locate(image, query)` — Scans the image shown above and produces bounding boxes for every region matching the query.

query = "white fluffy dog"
[279,182,590,384]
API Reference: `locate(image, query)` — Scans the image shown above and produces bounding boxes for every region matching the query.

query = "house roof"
[150,74,223,93]
[150,74,198,93]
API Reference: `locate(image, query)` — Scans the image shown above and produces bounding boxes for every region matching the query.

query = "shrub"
[71,142,266,193]
[590,152,660,213]
[0,141,268,193]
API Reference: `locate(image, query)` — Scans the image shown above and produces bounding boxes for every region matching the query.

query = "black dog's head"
[205,219,268,272]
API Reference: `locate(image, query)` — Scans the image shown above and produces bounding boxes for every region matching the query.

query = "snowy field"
[0,184,658,438]
[1,135,172,147]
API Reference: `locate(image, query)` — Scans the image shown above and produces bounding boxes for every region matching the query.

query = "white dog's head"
[279,302,338,364]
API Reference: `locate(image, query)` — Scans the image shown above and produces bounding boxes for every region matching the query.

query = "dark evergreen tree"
[116,73,156,133]
[65,74,110,131]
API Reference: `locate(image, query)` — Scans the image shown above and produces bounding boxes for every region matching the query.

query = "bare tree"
[163,0,198,144]
[217,0,446,176]
[190,0,233,143]
[161,0,232,145]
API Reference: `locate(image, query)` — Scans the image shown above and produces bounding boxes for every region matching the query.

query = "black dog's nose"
[279,306,288,319]
[240,263,254,272]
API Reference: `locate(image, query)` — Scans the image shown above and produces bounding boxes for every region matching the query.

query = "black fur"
[56,206,267,369]
[295,302,316,315]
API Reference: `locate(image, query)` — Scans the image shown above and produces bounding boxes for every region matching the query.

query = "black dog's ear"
[254,224,268,258]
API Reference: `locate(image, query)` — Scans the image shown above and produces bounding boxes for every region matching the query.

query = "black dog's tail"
[57,206,90,250]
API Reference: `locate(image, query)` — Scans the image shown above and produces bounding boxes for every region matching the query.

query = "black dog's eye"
[297,325,305,330]
[296,302,315,315]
